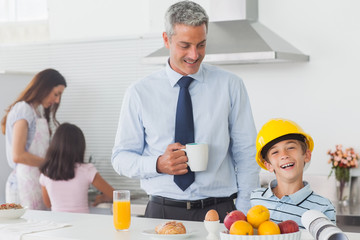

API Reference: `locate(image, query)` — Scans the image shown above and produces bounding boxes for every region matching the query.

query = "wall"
[228,0,360,176]
[47,0,149,40]
[47,0,210,40]
[134,0,360,177]
[47,0,360,177]
[0,21,49,44]
[1,0,359,200]
[0,37,163,197]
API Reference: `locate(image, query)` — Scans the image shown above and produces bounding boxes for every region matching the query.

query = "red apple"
[224,210,246,230]
[278,220,299,234]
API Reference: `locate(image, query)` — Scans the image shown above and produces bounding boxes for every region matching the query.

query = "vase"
[335,168,352,205]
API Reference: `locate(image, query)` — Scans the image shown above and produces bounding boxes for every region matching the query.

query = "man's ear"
[163,32,170,49]
[264,160,275,173]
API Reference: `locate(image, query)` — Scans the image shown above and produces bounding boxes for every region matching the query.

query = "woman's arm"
[41,186,51,209]
[91,173,114,206]
[12,119,45,166]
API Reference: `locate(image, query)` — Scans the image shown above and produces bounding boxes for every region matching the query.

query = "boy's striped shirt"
[250,180,336,229]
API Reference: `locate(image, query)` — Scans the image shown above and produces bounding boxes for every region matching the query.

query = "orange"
[258,220,281,235]
[246,205,270,228]
[229,220,254,235]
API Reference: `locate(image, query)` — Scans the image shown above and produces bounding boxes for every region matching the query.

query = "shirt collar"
[264,179,313,205]
[165,59,205,87]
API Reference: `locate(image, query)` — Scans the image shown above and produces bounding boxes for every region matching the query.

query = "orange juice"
[113,200,131,230]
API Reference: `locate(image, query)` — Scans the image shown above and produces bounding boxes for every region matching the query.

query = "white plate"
[220,230,301,240]
[0,207,27,219]
[142,229,197,239]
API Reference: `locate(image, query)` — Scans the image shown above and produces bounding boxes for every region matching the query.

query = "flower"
[327,144,359,182]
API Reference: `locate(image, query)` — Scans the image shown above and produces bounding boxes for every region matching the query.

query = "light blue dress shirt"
[112,62,260,212]
[250,180,336,229]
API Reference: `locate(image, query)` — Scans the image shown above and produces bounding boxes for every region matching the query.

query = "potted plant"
[327,145,359,205]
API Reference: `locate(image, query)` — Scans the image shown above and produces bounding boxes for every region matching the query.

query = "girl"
[1,68,67,209]
[39,123,113,213]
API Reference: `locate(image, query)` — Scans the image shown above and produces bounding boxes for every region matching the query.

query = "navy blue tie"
[174,76,195,191]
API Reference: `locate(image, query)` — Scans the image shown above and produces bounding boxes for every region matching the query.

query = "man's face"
[163,23,207,75]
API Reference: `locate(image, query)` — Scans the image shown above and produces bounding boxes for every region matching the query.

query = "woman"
[1,68,67,209]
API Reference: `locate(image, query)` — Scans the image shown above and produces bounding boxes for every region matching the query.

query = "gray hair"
[165,1,209,38]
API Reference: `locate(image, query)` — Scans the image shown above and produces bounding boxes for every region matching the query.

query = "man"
[112,1,259,221]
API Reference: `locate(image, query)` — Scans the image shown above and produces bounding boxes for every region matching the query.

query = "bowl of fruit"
[0,203,27,219]
[220,205,301,240]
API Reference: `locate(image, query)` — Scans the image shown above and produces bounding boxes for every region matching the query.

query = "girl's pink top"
[39,163,97,213]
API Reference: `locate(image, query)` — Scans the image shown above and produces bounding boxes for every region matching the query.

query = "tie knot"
[177,76,194,89]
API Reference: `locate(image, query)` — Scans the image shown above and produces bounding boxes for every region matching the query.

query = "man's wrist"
[156,155,162,173]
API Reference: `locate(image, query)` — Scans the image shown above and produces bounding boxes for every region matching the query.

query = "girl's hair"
[1,68,67,134]
[40,123,85,180]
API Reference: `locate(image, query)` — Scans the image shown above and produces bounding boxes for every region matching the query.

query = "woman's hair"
[164,1,209,38]
[1,68,67,134]
[40,123,86,180]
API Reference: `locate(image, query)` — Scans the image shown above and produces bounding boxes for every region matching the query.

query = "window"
[0,0,47,22]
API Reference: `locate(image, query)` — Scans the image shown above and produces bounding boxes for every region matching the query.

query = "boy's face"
[264,139,311,183]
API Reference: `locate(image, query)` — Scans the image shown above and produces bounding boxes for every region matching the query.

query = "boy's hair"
[263,136,308,163]
[40,123,86,180]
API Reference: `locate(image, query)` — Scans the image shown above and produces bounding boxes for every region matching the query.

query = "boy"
[250,118,336,229]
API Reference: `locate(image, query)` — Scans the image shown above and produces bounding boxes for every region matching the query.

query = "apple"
[224,210,246,230]
[278,220,299,234]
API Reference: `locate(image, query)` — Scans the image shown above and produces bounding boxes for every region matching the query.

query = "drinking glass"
[113,190,131,231]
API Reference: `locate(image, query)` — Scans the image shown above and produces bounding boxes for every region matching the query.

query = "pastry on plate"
[155,221,186,234]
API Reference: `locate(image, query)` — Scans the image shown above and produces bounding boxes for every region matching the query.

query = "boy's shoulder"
[251,179,276,200]
[250,187,278,210]
[306,191,335,207]
[250,187,270,199]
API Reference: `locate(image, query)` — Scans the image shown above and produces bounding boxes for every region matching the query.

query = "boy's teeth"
[281,163,294,169]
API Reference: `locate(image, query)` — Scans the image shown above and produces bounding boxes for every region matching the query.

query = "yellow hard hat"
[256,118,314,170]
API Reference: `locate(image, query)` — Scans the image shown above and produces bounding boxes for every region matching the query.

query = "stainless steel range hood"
[143,0,309,65]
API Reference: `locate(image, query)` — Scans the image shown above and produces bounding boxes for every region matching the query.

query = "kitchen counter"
[336,201,360,216]
[88,196,360,233]
[334,200,360,233]
[89,202,146,217]
[88,189,148,216]
[1,210,358,240]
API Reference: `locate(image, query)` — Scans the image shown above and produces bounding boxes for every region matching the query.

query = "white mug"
[181,143,209,171]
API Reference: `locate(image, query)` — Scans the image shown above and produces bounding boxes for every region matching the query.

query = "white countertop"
[1,210,359,240]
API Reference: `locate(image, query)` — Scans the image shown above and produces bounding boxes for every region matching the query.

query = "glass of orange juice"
[113,190,131,231]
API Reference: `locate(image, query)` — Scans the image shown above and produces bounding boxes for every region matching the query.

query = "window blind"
[0,36,163,195]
